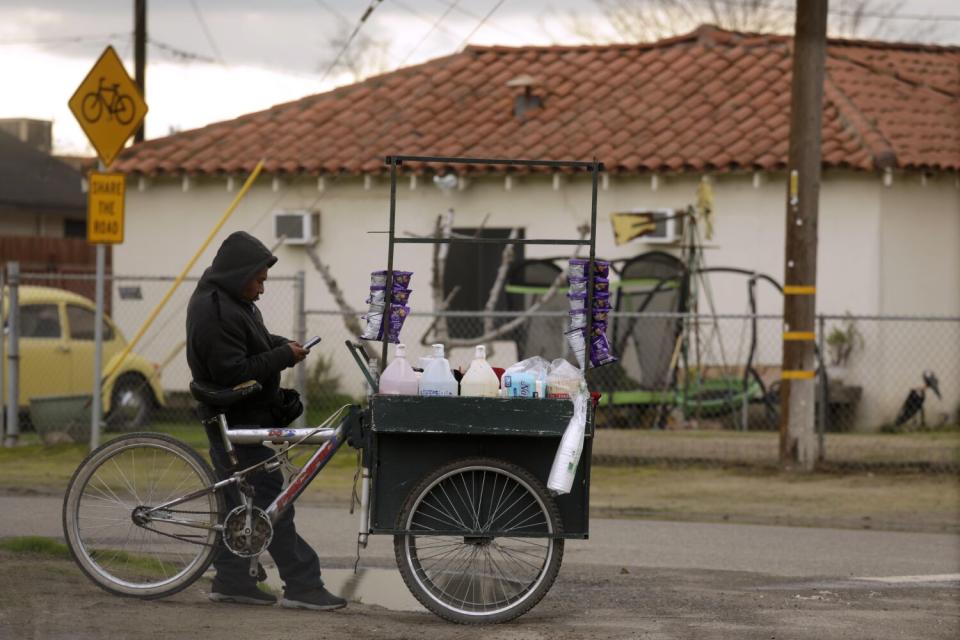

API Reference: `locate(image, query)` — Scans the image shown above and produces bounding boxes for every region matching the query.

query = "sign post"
[69,46,146,450]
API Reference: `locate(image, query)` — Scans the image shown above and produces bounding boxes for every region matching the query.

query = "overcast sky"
[1,0,956,155]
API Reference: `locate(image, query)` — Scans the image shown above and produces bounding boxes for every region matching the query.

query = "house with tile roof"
[111,26,959,428]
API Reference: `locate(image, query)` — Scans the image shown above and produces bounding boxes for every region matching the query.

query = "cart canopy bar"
[384,155,604,170]
[395,237,589,246]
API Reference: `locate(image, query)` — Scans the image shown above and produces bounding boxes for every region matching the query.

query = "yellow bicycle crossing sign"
[68,46,147,167]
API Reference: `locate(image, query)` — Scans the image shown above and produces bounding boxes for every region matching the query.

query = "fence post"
[4,262,19,447]
[294,270,307,428]
[0,264,5,439]
[817,313,826,462]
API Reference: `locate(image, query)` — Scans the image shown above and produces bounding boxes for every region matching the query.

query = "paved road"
[3,493,959,639]
[6,493,957,578]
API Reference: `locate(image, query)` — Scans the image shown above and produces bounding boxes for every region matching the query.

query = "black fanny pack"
[271,387,304,428]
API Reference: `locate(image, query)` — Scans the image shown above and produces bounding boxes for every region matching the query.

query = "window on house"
[443,228,525,338]
[64,219,87,238]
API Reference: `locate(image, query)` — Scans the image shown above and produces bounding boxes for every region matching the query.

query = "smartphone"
[304,336,322,349]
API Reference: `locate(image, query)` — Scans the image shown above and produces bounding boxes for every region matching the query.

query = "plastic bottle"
[419,344,459,397]
[459,345,500,397]
[378,344,420,395]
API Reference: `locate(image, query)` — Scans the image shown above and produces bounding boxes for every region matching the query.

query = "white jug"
[419,344,458,397]
[378,344,420,395]
[459,345,500,397]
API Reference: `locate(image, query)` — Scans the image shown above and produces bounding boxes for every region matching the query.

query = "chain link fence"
[3,269,958,470]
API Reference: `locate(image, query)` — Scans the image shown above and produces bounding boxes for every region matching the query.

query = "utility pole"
[780,0,828,471]
[134,0,146,143]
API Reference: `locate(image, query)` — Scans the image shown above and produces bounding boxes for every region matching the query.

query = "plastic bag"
[547,389,589,495]
[547,358,583,399]
[501,356,550,398]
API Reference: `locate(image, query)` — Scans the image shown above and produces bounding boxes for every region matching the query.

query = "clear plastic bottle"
[419,343,459,397]
[459,345,500,397]
[378,344,420,395]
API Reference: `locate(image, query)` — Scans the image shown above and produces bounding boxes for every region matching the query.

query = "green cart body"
[366,395,593,539]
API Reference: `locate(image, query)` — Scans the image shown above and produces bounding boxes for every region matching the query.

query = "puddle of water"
[264,567,424,612]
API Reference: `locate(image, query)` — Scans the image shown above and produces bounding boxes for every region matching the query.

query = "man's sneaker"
[209,582,277,606]
[281,586,347,611]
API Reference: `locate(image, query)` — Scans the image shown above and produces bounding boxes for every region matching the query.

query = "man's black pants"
[208,439,323,594]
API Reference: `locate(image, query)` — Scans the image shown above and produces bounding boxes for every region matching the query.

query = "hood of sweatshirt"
[198,231,277,300]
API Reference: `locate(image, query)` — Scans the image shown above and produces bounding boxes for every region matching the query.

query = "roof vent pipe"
[507,74,543,120]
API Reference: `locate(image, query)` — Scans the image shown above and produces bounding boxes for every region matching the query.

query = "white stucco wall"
[115,169,959,429]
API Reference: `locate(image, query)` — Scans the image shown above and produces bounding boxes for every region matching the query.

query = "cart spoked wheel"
[394,457,564,624]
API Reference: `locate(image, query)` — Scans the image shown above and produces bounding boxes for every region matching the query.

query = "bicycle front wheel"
[394,457,564,624]
[63,433,224,599]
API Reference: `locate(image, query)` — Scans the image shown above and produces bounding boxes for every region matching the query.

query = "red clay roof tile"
[114,26,960,177]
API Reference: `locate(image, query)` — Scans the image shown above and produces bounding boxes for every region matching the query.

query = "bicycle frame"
[143,409,362,534]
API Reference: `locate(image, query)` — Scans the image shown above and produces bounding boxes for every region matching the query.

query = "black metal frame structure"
[380,154,604,368]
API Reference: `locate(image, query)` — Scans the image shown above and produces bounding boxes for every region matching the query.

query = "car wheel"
[105,375,154,432]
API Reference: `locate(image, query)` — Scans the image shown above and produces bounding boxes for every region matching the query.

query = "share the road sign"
[68,46,147,167]
[87,172,125,244]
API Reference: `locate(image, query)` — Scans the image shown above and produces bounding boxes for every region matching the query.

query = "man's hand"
[288,342,308,363]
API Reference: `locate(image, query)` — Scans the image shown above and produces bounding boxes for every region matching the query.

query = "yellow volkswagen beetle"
[3,286,165,430]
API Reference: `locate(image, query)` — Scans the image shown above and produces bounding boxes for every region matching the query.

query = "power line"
[389,0,462,41]
[0,32,128,45]
[457,0,509,49]
[318,0,385,84]
[311,0,350,24]
[430,0,526,39]
[148,37,218,63]
[700,0,960,23]
[399,0,461,66]
[188,0,225,64]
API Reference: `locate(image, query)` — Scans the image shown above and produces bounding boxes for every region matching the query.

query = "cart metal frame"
[361,154,605,540]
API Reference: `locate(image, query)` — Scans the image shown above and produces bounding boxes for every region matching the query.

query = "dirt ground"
[1,550,957,640]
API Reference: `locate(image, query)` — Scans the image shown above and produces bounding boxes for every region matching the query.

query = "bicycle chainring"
[222,506,273,558]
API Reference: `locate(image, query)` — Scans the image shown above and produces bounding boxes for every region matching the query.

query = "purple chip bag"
[391,271,413,288]
[592,308,609,323]
[569,309,587,329]
[592,278,610,293]
[384,304,410,344]
[592,291,611,308]
[592,260,611,279]
[390,289,412,305]
[567,292,587,311]
[568,258,589,279]
[370,270,388,287]
[367,285,386,306]
[568,277,588,294]
[589,331,618,367]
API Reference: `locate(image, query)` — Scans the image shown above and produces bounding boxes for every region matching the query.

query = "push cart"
[61,154,604,626]
[348,154,603,623]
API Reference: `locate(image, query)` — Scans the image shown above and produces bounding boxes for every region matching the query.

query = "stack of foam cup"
[359,270,413,344]
[563,259,617,369]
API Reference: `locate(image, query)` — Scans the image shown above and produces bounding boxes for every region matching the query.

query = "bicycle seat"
[190,380,262,407]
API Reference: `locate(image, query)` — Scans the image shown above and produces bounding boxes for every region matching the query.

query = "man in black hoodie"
[186,231,345,611]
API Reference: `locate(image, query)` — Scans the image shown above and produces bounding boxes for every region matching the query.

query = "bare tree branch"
[482,228,519,335]
[304,245,363,338]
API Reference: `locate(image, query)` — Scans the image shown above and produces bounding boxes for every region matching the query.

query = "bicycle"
[81,76,136,125]
[62,344,571,624]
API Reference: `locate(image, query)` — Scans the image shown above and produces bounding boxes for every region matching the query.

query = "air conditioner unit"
[274,210,320,245]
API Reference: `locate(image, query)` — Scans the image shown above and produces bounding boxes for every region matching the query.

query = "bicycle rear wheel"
[63,433,224,599]
[394,457,564,624]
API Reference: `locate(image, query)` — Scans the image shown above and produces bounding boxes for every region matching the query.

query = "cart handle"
[345,340,378,390]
